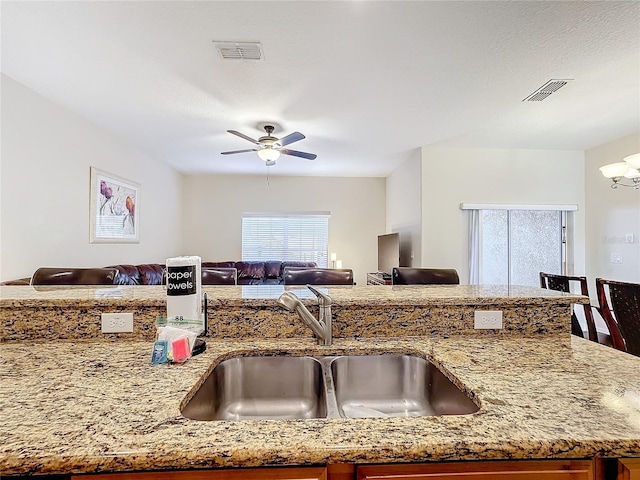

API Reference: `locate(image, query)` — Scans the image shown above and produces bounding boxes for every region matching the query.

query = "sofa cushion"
[107,264,164,285]
[108,264,142,285]
[202,261,235,269]
[137,264,165,285]
[236,261,265,280]
[264,261,282,279]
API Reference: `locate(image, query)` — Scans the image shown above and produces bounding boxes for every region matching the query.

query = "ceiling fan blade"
[278,131,305,147]
[280,149,317,160]
[221,148,258,155]
[227,130,260,145]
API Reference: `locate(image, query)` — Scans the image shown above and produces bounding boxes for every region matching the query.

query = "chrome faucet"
[277,285,332,345]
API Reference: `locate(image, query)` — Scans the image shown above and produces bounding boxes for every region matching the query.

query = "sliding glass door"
[478,209,565,287]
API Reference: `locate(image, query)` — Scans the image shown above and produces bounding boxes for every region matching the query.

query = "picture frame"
[89,167,140,243]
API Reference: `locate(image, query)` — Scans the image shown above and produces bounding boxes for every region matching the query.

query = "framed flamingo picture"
[89,167,140,243]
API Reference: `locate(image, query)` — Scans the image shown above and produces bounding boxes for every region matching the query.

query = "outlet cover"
[474,310,503,329]
[610,253,623,264]
[101,312,134,333]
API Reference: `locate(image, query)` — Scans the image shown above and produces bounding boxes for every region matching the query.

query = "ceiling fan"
[221,125,317,166]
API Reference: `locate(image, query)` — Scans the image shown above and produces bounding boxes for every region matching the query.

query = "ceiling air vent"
[523,79,573,102]
[214,41,264,61]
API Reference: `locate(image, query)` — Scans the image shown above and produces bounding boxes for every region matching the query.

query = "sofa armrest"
[30,267,119,286]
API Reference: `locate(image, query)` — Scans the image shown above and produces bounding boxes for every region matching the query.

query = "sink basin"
[330,354,479,418]
[181,353,478,421]
[181,356,327,420]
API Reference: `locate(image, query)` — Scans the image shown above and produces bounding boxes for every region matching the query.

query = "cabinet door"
[72,466,327,480]
[618,458,640,480]
[357,459,593,480]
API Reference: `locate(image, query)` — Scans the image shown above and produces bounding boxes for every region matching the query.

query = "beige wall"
[585,132,640,288]
[181,174,386,286]
[386,149,422,266]
[419,146,586,283]
[4,74,634,290]
[0,75,183,281]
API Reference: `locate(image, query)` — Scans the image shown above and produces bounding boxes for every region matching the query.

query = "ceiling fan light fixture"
[258,147,280,162]
[222,125,316,164]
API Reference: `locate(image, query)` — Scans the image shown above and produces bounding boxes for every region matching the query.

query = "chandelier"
[599,153,640,189]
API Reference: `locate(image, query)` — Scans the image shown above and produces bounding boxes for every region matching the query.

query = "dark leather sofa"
[11,261,318,286]
[200,261,317,285]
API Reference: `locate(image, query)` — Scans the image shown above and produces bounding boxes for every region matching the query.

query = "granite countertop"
[0,284,587,308]
[1,335,639,476]
[0,284,583,343]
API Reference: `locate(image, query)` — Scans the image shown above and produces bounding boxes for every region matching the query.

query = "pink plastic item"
[171,337,191,363]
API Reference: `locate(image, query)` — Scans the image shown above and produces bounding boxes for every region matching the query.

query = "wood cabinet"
[618,458,640,480]
[71,466,327,480]
[356,459,594,480]
[64,458,611,480]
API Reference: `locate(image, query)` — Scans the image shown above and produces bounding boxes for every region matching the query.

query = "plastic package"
[156,325,198,363]
[171,337,191,363]
[151,340,168,364]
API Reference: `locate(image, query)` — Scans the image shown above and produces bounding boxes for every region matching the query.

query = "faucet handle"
[306,285,332,305]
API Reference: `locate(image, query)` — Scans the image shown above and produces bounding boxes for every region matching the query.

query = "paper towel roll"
[166,256,202,328]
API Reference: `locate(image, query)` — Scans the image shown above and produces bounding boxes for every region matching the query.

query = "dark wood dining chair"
[596,278,640,356]
[283,267,354,285]
[392,267,460,285]
[539,272,608,344]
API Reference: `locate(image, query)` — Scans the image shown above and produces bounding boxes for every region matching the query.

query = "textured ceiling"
[2,1,639,177]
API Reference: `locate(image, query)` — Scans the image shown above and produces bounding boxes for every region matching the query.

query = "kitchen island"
[1,285,639,478]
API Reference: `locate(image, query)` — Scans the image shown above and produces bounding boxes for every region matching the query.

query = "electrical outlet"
[101,313,134,333]
[610,253,623,264]
[474,310,503,329]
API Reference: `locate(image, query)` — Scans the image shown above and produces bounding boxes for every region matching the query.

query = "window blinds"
[242,214,330,267]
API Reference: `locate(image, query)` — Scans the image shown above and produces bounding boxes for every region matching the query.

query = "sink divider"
[316,356,341,419]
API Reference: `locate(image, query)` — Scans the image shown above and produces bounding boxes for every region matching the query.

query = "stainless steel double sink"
[181,354,479,421]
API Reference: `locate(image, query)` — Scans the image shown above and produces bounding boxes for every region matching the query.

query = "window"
[463,204,577,287]
[242,213,330,267]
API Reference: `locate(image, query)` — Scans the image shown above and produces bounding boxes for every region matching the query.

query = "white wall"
[585,132,640,286]
[386,149,422,266]
[181,174,386,286]
[0,75,183,281]
[420,146,586,283]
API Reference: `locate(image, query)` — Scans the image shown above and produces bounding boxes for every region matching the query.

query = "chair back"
[31,267,119,286]
[596,278,640,356]
[392,267,459,285]
[283,267,354,285]
[201,268,237,285]
[539,272,598,342]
